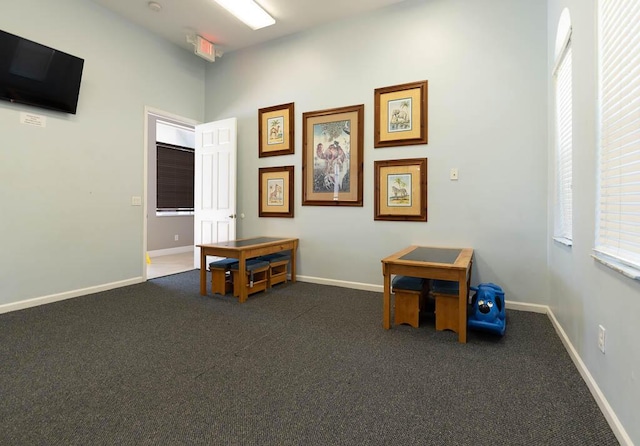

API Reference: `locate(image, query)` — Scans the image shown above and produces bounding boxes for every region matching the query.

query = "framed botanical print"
[374,81,428,148]
[258,102,294,157]
[259,165,294,218]
[302,104,364,206]
[374,158,427,221]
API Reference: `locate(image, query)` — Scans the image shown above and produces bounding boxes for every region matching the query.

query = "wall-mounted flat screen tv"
[0,30,84,114]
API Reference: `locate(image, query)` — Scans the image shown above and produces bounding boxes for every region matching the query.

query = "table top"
[197,236,297,249]
[382,245,473,269]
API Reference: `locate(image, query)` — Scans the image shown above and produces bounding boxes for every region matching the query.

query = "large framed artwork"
[259,165,294,218]
[258,102,294,157]
[374,80,428,148]
[302,104,364,206]
[374,158,427,221]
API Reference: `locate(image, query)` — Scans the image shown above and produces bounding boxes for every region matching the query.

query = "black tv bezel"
[0,30,84,115]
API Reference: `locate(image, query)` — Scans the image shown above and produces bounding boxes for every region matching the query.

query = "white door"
[194,117,237,269]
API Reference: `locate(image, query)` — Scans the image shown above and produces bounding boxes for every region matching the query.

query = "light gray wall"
[204,0,549,304]
[1,0,636,442]
[546,0,639,444]
[146,116,195,251]
[0,0,205,304]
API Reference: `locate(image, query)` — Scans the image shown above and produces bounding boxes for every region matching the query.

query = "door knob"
[229,214,237,219]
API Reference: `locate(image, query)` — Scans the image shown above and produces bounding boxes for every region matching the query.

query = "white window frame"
[553,17,573,246]
[594,0,640,280]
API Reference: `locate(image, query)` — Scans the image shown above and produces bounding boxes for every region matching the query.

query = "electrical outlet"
[598,325,606,353]
[450,168,459,180]
[174,234,179,241]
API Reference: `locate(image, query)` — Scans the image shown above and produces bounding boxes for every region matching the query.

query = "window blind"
[554,42,573,243]
[596,0,640,273]
[157,143,195,212]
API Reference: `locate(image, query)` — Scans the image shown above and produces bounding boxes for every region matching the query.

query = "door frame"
[143,106,200,280]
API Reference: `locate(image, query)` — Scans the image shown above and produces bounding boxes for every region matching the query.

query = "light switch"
[131,196,142,206]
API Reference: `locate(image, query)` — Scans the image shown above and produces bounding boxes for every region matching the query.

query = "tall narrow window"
[596,0,640,278]
[554,9,573,245]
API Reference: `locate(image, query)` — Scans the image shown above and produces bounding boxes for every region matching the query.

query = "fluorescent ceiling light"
[214,0,275,30]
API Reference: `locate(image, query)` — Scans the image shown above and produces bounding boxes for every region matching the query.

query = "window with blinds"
[595,0,640,278]
[554,25,573,245]
[156,143,195,213]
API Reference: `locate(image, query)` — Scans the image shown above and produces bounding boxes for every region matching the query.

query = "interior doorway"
[143,107,199,280]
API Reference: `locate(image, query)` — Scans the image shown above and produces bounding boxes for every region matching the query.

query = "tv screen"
[0,30,84,114]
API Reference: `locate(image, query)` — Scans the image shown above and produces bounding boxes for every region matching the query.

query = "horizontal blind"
[554,43,573,242]
[157,143,195,211]
[596,0,640,268]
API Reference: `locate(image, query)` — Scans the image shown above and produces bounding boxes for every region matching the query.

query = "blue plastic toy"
[468,283,506,336]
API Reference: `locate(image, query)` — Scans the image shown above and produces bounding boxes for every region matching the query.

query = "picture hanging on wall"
[302,104,364,206]
[258,102,294,157]
[259,165,294,218]
[374,158,428,221]
[374,81,428,148]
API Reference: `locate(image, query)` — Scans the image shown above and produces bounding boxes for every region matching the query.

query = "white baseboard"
[297,275,383,292]
[296,278,554,315]
[0,277,145,315]
[148,246,193,257]
[505,300,548,313]
[546,308,632,446]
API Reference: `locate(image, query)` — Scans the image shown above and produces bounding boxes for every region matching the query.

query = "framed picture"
[302,104,364,206]
[374,158,428,221]
[258,102,294,157]
[374,80,428,148]
[259,165,294,218]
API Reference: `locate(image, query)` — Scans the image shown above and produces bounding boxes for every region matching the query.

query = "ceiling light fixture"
[214,0,275,30]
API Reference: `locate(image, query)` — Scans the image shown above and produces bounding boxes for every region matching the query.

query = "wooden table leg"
[238,253,247,303]
[458,273,467,343]
[383,267,391,329]
[290,243,297,283]
[199,247,207,296]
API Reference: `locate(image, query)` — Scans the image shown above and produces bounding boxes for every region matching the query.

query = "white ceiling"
[92,0,409,58]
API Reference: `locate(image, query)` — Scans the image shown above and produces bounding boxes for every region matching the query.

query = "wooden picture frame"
[259,165,294,218]
[302,104,364,206]
[374,81,428,148]
[374,158,428,221]
[258,102,294,157]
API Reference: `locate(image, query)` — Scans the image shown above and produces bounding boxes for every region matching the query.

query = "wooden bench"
[257,253,291,288]
[392,276,428,328]
[230,259,270,298]
[430,280,460,333]
[208,258,238,295]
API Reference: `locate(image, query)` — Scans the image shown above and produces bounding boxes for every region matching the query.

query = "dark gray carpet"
[0,270,618,445]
